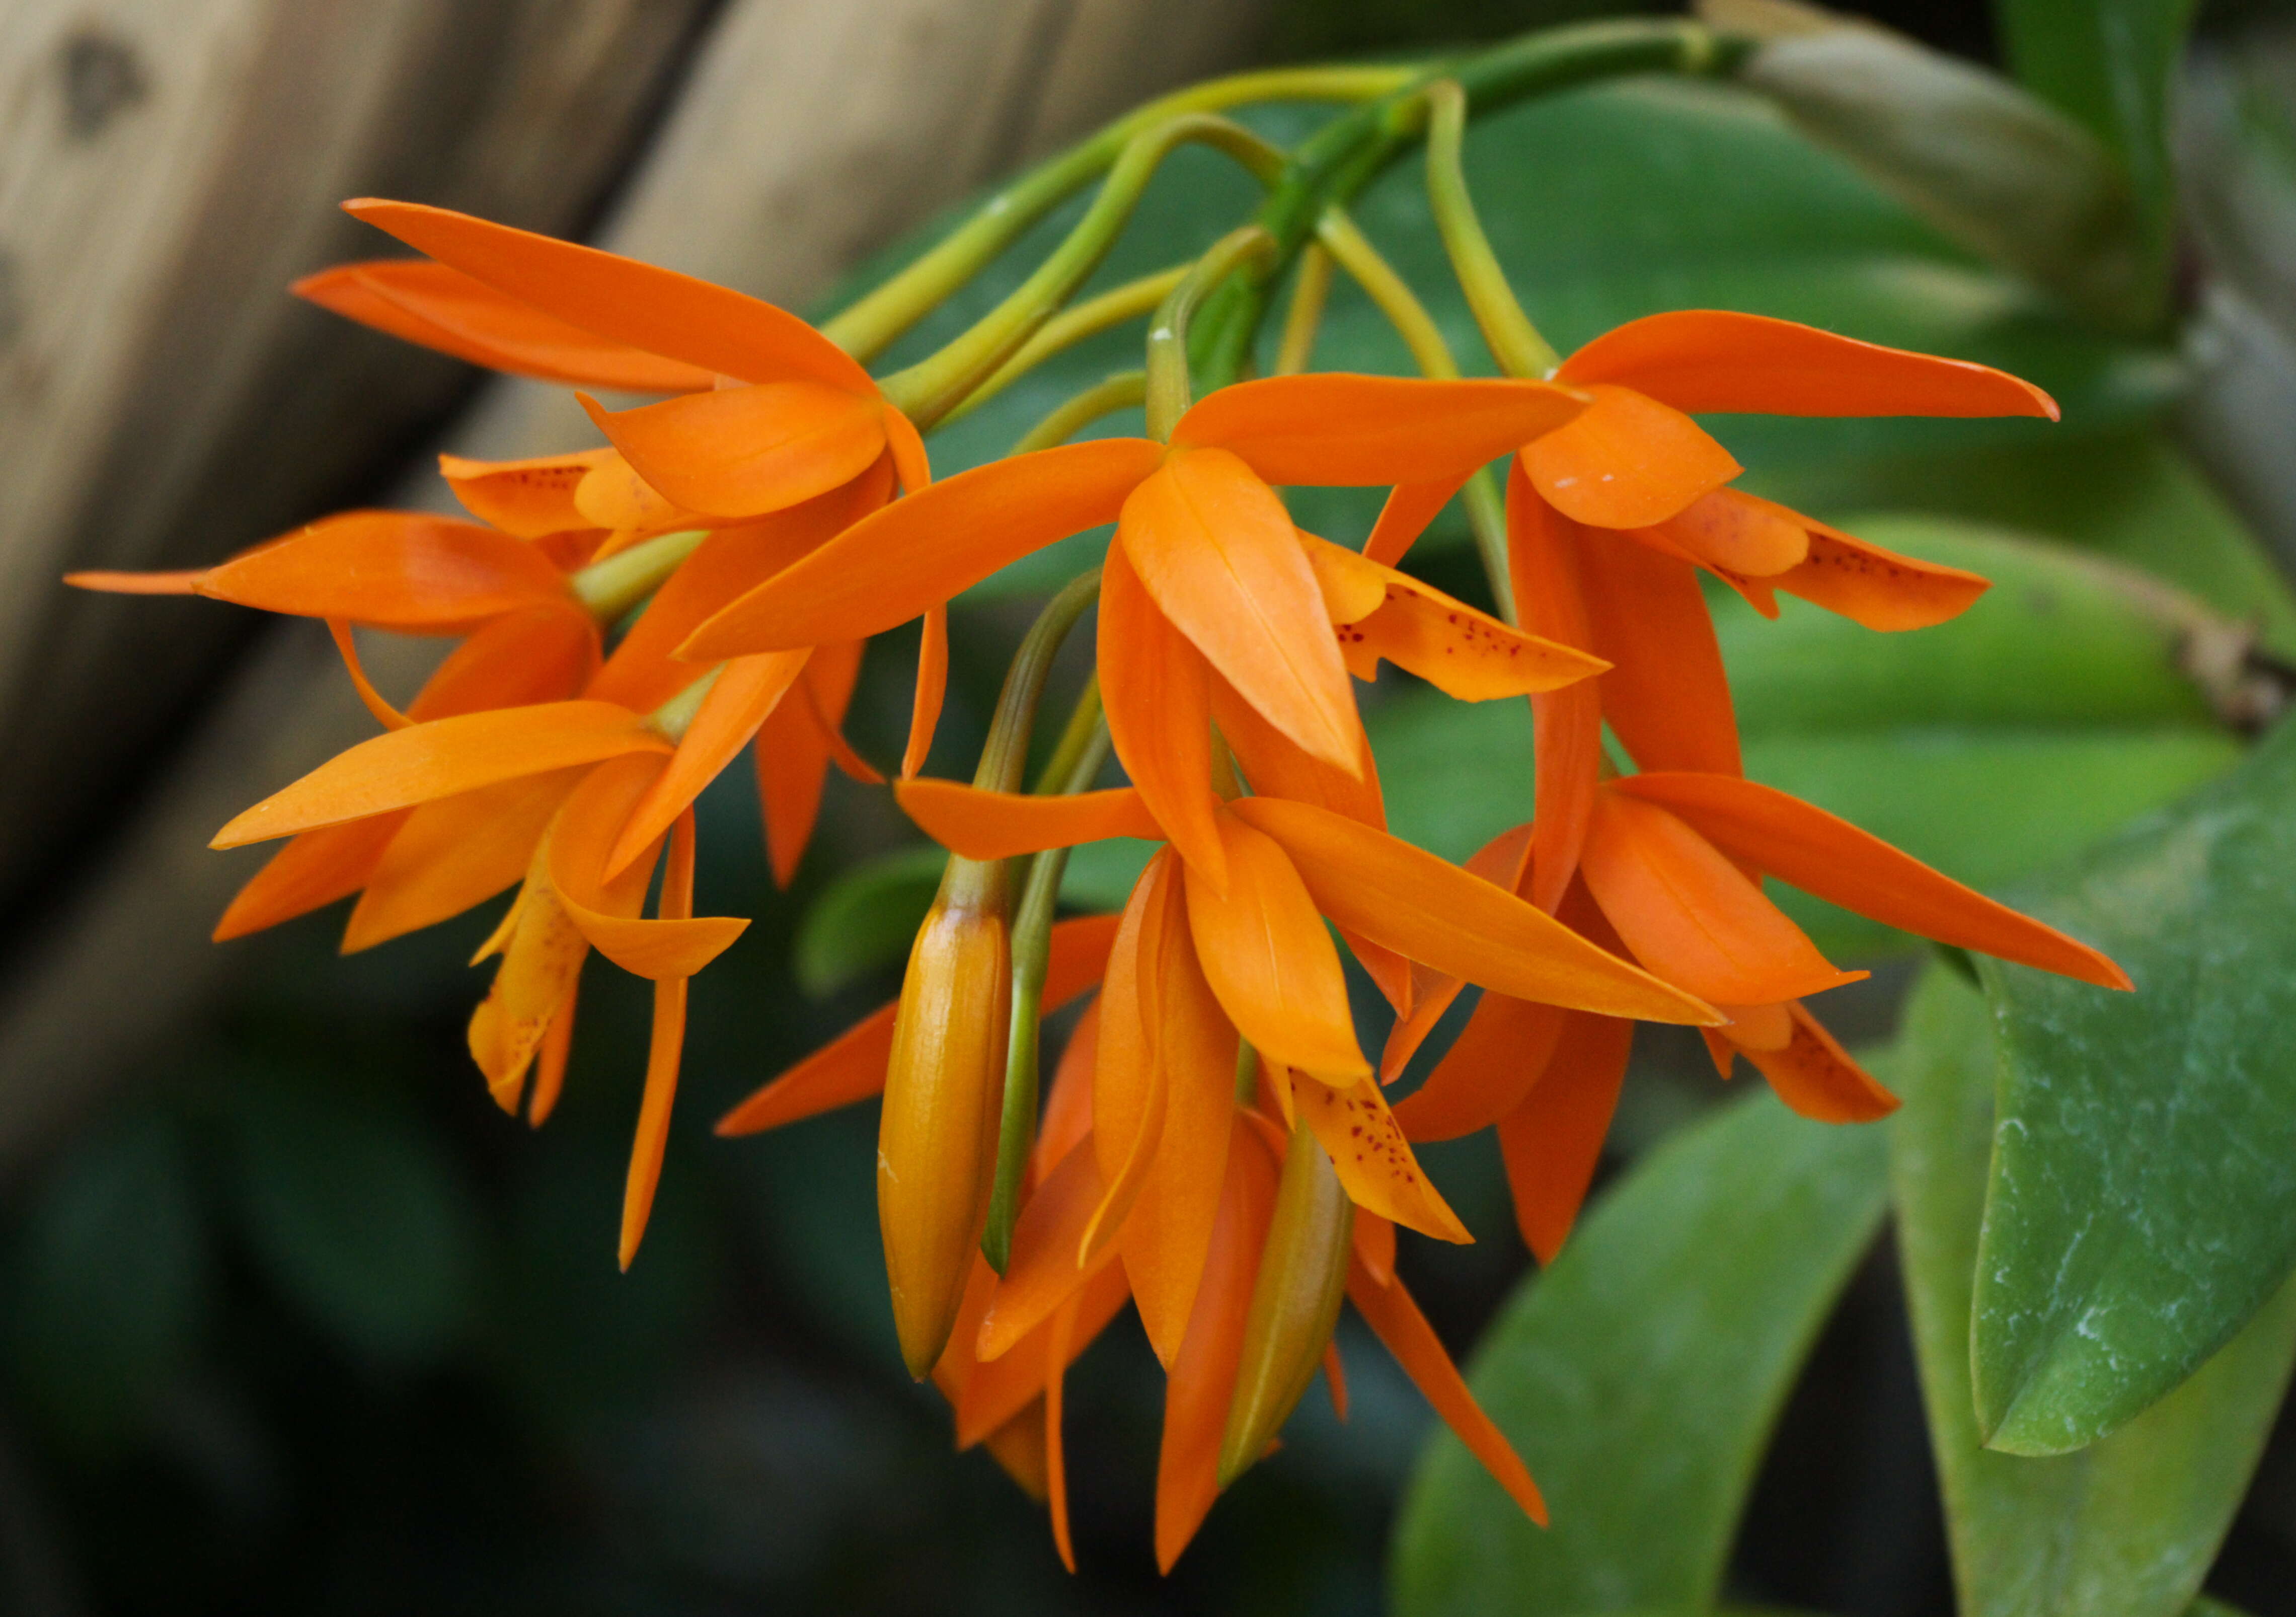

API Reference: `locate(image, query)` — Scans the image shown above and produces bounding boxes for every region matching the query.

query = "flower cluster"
[76,167,2124,1570]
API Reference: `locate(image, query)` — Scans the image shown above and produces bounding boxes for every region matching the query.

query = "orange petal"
[884,406,931,496]
[1559,309,2059,420]
[757,638,867,887]
[1155,1117,1278,1573]
[1775,518,1994,631]
[1119,450,1360,773]
[527,979,577,1126]
[1392,991,1568,1143]
[1345,1260,1547,1525]
[197,511,569,629]
[1353,1210,1397,1289]
[1613,771,2130,988]
[713,1002,895,1135]
[619,808,701,1269]
[1182,813,1368,1081]
[1579,791,1865,1005]
[609,651,810,876]
[63,568,206,595]
[683,437,1161,656]
[1508,469,1601,913]
[1743,1001,1900,1122]
[344,199,877,393]
[1086,854,1183,1260]
[213,702,666,848]
[581,383,888,522]
[590,468,889,711]
[411,601,600,719]
[296,259,718,393]
[1574,525,1740,776]
[1045,1301,1079,1572]
[1717,998,1796,1052]
[1300,533,1610,700]
[1295,528,1389,624]
[1295,1073,1470,1241]
[903,605,947,780]
[572,453,709,538]
[1364,477,1469,568]
[1121,903,1238,1368]
[895,780,1164,859]
[550,760,747,982]
[341,767,586,951]
[977,1139,1112,1361]
[1522,385,1741,529]
[956,1257,1129,1449]
[1173,374,1587,485]
[1496,1011,1635,1262]
[1637,487,1808,577]
[1037,997,1101,1176]
[212,816,404,942]
[1101,539,1224,884]
[1232,796,1721,1026]
[1377,820,1535,1080]
[437,447,616,539]
[326,621,411,731]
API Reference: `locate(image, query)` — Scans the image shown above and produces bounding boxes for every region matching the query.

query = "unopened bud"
[880,855,1011,1379]
[1218,1121,1354,1487]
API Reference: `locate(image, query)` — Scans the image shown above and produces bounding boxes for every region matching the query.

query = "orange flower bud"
[1218,1119,1353,1487]
[879,855,1012,1379]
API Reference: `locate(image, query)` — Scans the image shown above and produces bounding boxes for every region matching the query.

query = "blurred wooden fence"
[0,0,1272,1169]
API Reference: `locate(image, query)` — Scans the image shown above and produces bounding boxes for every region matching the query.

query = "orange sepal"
[196,510,569,629]
[1174,374,1587,486]
[1746,1002,1900,1122]
[1496,1011,1635,1262]
[344,199,876,394]
[410,601,600,718]
[1573,523,1740,776]
[895,780,1164,860]
[1231,796,1721,1027]
[955,1258,1130,1449]
[1377,821,1535,1080]
[527,982,577,1127]
[340,767,586,951]
[1522,385,1741,530]
[977,1139,1112,1362]
[683,438,1162,656]
[1086,855,1183,1259]
[212,816,404,942]
[1508,469,1601,912]
[1364,476,1469,567]
[903,605,947,779]
[608,650,812,877]
[1121,450,1361,774]
[63,568,207,595]
[714,1003,895,1136]
[1345,1259,1546,1525]
[757,639,868,886]
[1392,991,1568,1143]
[619,809,702,1269]
[1559,309,2059,420]
[296,259,716,392]
[1612,771,2130,989]
[213,701,667,848]
[1100,538,1224,884]
[1182,813,1368,1081]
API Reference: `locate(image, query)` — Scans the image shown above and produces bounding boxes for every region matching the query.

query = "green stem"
[1424,79,1558,376]
[820,65,1414,362]
[880,115,1284,430]
[937,266,1185,429]
[1146,226,1278,440]
[972,569,1102,793]
[646,664,723,742]
[1272,244,1333,376]
[1011,372,1148,455]
[569,529,708,624]
[983,678,1111,1272]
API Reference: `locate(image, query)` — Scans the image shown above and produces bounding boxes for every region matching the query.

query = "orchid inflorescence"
[75,19,2129,1573]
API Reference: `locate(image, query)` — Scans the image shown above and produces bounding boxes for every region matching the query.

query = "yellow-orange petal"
[1101,538,1224,886]
[213,702,666,848]
[682,438,1162,656]
[197,510,569,629]
[1523,385,1741,530]
[581,383,888,522]
[467,847,587,1107]
[1496,1011,1635,1262]
[344,199,877,394]
[1345,1259,1546,1525]
[1559,308,2059,420]
[1119,450,1360,774]
[340,767,586,951]
[895,780,1164,860]
[1182,813,1369,1081]
[1173,374,1587,486]
[1295,1072,1470,1242]
[1579,791,1865,1006]
[438,448,617,539]
[296,260,717,393]
[1613,771,2130,989]
[1637,487,1809,577]
[1231,796,1721,1027]
[1776,519,1994,631]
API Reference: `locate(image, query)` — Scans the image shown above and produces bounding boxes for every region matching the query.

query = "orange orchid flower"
[1381,768,2128,1261]
[675,370,1596,868]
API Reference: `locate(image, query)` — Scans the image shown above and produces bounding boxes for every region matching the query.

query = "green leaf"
[1996,0,2198,281]
[1390,1093,1888,1617]
[793,844,947,996]
[1972,712,2296,1452]
[226,1063,481,1368]
[1891,965,2296,1617]
[7,1110,209,1446]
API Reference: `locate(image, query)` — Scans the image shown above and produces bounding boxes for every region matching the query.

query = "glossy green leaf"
[6,1110,209,1445]
[227,1063,480,1367]
[1891,965,2296,1616]
[1972,711,2296,1452]
[1390,1093,1888,1617]
[793,844,947,997]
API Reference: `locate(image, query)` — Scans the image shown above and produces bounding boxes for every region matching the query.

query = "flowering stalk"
[1422,78,1561,378]
[1144,226,1280,441]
